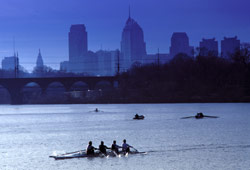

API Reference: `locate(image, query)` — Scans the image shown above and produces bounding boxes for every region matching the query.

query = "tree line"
[117,46,250,103]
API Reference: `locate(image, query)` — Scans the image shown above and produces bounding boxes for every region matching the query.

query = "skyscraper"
[121,10,146,71]
[221,36,240,59]
[169,32,194,58]
[199,38,218,57]
[36,49,44,69]
[68,24,88,73]
[69,24,88,62]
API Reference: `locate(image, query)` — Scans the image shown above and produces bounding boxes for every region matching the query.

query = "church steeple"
[36,49,44,68]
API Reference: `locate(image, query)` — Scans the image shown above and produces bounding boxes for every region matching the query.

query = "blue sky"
[0,0,249,71]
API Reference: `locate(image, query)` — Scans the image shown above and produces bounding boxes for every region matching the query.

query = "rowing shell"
[50,150,147,160]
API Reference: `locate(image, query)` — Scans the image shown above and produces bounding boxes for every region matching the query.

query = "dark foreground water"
[0,103,249,170]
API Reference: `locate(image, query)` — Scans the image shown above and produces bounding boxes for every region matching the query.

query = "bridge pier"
[9,90,23,105]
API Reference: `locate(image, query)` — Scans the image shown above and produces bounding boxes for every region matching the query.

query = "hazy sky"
[0,0,249,71]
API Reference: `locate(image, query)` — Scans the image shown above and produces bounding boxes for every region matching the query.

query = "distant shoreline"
[3,100,250,105]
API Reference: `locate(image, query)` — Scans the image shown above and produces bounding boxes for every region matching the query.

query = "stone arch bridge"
[0,76,118,104]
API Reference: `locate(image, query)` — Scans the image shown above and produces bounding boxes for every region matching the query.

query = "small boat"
[181,112,219,119]
[195,112,204,119]
[49,150,146,160]
[133,114,145,120]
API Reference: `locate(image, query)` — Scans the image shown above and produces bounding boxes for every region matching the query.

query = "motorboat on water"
[133,114,145,120]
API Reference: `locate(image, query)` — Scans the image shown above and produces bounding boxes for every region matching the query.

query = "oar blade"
[181,116,195,119]
[204,115,219,118]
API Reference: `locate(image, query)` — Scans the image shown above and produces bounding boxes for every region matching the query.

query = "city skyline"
[0,0,249,71]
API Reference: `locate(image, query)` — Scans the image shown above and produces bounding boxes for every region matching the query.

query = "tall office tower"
[169,32,194,58]
[36,49,44,69]
[69,24,88,62]
[221,36,240,59]
[121,11,146,71]
[68,24,88,73]
[199,38,219,57]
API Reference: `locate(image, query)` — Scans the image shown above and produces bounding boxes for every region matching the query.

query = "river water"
[0,103,249,170]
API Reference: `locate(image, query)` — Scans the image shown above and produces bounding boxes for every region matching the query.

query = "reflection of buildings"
[199,38,218,57]
[120,12,147,71]
[169,32,194,58]
[221,36,240,59]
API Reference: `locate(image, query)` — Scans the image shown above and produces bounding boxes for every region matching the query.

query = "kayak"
[50,150,147,160]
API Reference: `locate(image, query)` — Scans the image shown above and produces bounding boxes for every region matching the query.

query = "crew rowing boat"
[49,150,147,160]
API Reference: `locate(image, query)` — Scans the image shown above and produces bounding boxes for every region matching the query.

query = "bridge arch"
[45,82,67,103]
[21,82,42,104]
[94,80,113,90]
[70,81,89,91]
[46,81,66,92]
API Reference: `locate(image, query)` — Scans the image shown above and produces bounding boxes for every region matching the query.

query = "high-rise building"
[68,24,88,73]
[69,24,88,62]
[221,36,240,59]
[169,32,194,58]
[96,50,116,76]
[2,55,19,70]
[199,38,218,57]
[121,11,146,71]
[36,49,44,69]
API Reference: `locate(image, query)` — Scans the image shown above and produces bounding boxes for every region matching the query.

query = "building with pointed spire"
[120,8,147,71]
[36,49,44,69]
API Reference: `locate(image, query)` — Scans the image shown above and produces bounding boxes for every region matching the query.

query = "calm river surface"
[0,103,249,170]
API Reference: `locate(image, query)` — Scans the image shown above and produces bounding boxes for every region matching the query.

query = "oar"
[181,116,195,119]
[131,146,138,152]
[204,115,219,118]
[112,150,120,157]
